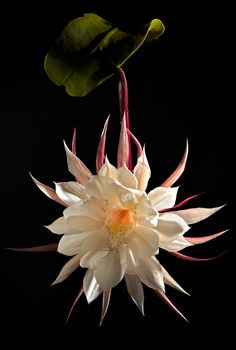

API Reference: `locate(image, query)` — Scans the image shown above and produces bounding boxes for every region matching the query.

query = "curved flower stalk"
[15,108,228,325]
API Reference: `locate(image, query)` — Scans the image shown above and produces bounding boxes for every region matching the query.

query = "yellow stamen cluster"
[105,208,135,247]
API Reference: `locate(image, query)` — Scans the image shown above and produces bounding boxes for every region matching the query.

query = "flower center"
[105,208,135,247]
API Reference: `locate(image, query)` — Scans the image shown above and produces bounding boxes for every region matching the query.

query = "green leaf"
[98,19,165,67]
[44,13,165,97]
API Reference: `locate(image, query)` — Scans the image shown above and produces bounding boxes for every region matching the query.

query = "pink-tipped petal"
[30,173,67,207]
[5,243,58,252]
[96,116,110,174]
[65,287,84,326]
[127,129,142,160]
[160,193,204,212]
[168,205,225,224]
[169,250,228,261]
[155,290,189,322]
[64,141,92,185]
[51,254,80,285]
[185,229,229,244]
[160,139,188,188]
[117,114,129,168]
[72,128,77,155]
[99,289,111,326]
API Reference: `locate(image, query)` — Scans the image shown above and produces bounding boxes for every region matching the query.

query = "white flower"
[29,116,227,325]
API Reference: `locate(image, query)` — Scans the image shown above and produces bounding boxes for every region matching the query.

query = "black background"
[0,1,234,348]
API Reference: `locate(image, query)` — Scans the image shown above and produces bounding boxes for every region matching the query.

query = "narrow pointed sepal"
[65,287,84,326]
[99,289,111,326]
[72,128,77,155]
[127,129,143,160]
[185,229,229,244]
[160,193,204,212]
[51,254,80,285]
[155,290,189,322]
[169,205,226,224]
[30,173,67,206]
[117,114,129,168]
[161,265,190,295]
[96,116,110,173]
[64,141,92,185]
[169,250,229,261]
[5,243,58,252]
[160,139,188,188]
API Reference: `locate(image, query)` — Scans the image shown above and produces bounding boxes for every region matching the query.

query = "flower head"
[29,115,227,324]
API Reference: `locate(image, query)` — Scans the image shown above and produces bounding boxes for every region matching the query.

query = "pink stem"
[118,68,132,170]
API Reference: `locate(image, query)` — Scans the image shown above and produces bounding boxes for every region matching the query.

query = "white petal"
[58,230,100,256]
[119,246,138,274]
[160,235,193,252]
[64,141,92,185]
[157,213,190,242]
[98,158,118,180]
[80,249,109,269]
[103,182,135,208]
[81,198,108,219]
[94,251,124,290]
[136,203,157,221]
[148,186,178,211]
[108,186,150,213]
[63,202,83,220]
[52,254,80,285]
[136,201,159,227]
[137,218,156,228]
[45,217,70,234]
[117,166,137,189]
[85,175,115,199]
[66,215,103,231]
[83,269,102,303]
[125,274,144,314]
[55,181,86,205]
[64,198,108,220]
[168,205,225,224]
[133,147,151,191]
[128,226,159,258]
[137,256,164,291]
[78,230,108,257]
